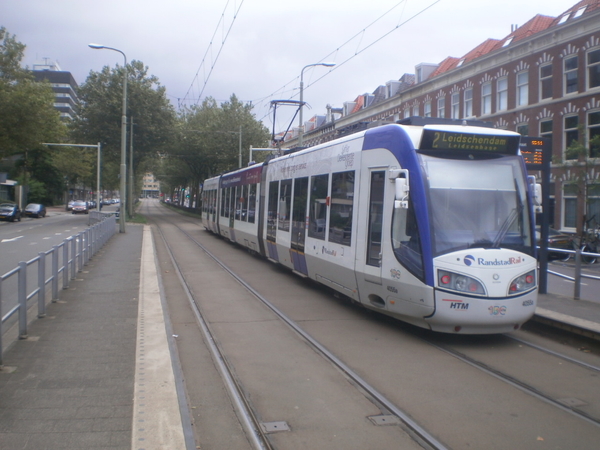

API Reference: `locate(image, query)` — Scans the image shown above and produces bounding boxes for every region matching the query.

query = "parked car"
[536,225,574,261]
[71,200,89,214]
[24,203,47,218]
[0,202,22,222]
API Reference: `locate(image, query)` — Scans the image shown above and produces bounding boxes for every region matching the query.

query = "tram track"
[146,200,446,450]
[422,337,600,428]
[143,200,600,449]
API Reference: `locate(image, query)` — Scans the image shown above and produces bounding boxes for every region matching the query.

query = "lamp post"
[89,43,127,233]
[298,62,336,146]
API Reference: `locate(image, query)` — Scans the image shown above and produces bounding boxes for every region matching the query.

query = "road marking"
[1,236,23,243]
[131,226,186,448]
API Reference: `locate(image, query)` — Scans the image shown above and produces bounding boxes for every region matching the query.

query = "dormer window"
[574,7,586,19]
[502,37,513,48]
[558,14,570,25]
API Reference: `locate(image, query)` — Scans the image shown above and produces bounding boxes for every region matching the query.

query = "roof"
[431,0,600,78]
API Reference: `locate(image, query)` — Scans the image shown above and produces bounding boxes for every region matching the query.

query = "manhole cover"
[260,421,290,433]
[368,414,400,426]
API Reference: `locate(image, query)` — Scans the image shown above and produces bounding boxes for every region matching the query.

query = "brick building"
[291,0,600,234]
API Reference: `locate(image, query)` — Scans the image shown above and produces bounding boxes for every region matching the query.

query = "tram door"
[290,177,309,275]
[363,170,385,284]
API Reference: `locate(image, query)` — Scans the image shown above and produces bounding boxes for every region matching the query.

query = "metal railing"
[544,246,600,300]
[0,214,116,365]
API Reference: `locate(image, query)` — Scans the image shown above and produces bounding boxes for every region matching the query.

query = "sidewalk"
[1,221,599,448]
[535,292,600,339]
[0,225,144,449]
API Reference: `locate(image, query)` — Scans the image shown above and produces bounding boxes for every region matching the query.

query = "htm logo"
[464,255,475,266]
[450,302,469,310]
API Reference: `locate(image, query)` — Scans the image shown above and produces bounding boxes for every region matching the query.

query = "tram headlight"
[438,270,486,295]
[508,270,536,295]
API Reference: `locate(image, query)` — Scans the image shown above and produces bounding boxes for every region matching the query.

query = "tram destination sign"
[420,129,520,154]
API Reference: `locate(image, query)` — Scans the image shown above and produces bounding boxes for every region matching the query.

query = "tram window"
[234,187,242,220]
[278,179,292,231]
[308,174,329,240]
[240,185,248,222]
[220,189,226,217]
[329,171,354,246]
[248,183,256,223]
[267,181,279,241]
[224,188,231,218]
[292,177,309,251]
[392,200,424,280]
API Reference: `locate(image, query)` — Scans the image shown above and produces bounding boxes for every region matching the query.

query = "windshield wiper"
[491,178,525,249]
[491,206,521,248]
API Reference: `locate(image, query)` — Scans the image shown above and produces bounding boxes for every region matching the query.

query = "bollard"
[38,252,46,318]
[574,247,582,300]
[18,261,28,339]
[52,245,59,300]
[72,234,77,277]
[0,277,4,364]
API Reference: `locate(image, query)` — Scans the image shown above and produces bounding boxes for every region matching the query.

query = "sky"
[1,0,573,136]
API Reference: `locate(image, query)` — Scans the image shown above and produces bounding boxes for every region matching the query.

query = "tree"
[560,127,600,233]
[163,94,270,206]
[70,60,176,197]
[0,27,67,203]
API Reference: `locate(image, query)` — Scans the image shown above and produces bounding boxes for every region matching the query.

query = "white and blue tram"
[201,120,538,334]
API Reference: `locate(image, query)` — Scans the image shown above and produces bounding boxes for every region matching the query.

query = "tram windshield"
[419,154,533,258]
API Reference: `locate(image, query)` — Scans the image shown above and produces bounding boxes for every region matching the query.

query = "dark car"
[24,203,47,218]
[71,200,89,214]
[0,202,22,222]
[536,226,574,261]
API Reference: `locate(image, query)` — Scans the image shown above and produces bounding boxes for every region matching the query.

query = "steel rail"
[154,210,449,450]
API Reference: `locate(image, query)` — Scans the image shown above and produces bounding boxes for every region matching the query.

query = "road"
[0,205,119,329]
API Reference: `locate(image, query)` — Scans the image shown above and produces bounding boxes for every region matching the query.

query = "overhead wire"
[181,0,246,109]
[254,0,442,126]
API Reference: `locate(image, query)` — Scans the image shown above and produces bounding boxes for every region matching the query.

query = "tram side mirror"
[391,169,409,209]
[528,175,542,213]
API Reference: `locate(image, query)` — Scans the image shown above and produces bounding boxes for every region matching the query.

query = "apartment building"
[32,60,79,120]
[294,0,600,233]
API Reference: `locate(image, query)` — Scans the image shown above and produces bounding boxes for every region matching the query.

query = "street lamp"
[298,62,336,146]
[88,43,128,233]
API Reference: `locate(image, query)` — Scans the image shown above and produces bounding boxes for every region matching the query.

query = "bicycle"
[575,215,599,264]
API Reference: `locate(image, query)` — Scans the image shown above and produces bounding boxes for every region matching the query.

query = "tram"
[201,119,539,334]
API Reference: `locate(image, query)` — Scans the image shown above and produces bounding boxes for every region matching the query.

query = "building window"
[540,64,553,100]
[482,82,492,115]
[564,55,578,94]
[563,184,578,230]
[564,115,579,160]
[412,104,419,116]
[464,88,473,117]
[424,101,431,117]
[588,111,600,158]
[517,124,529,136]
[588,184,600,228]
[587,48,600,89]
[497,77,508,111]
[437,96,445,118]
[451,92,460,119]
[516,71,528,106]
[540,119,553,140]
